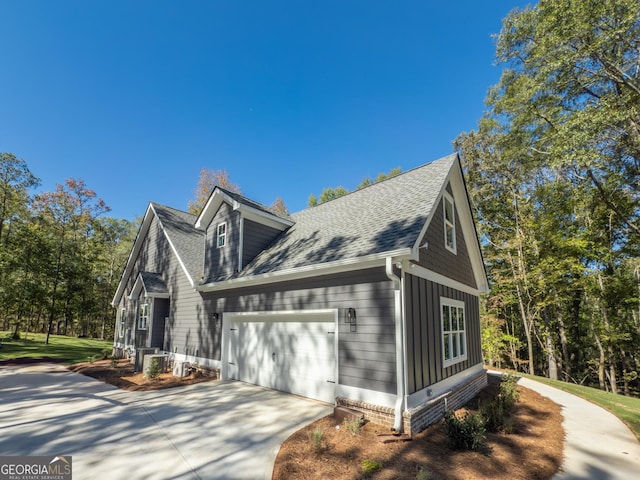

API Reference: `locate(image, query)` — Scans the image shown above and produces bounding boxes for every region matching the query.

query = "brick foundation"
[337,369,488,436]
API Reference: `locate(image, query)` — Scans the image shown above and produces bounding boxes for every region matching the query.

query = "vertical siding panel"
[411,276,422,392]
[419,277,430,388]
[405,276,415,394]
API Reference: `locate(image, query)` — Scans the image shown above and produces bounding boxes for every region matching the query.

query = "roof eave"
[196,248,414,292]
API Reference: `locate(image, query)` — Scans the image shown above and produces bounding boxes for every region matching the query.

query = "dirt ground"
[67,358,218,391]
[273,378,564,480]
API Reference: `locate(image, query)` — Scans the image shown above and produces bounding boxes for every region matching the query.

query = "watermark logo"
[0,456,72,480]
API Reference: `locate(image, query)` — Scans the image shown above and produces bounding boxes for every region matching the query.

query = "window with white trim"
[138,302,149,330]
[441,297,467,367]
[118,308,126,337]
[217,222,227,248]
[443,192,456,254]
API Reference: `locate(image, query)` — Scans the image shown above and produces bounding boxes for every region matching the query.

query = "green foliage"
[456,0,640,393]
[521,372,640,441]
[479,374,521,433]
[343,416,365,436]
[110,355,119,368]
[360,459,383,475]
[307,167,402,206]
[308,428,324,453]
[0,332,115,364]
[415,466,437,480]
[146,358,162,380]
[499,374,520,410]
[441,411,486,451]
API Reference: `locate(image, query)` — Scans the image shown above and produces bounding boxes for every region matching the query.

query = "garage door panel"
[228,314,336,403]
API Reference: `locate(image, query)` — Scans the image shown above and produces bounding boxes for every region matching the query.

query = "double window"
[443,192,456,254]
[217,222,227,248]
[441,298,467,367]
[138,302,149,330]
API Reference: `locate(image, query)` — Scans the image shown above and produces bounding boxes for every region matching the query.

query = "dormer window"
[217,222,227,248]
[443,192,456,254]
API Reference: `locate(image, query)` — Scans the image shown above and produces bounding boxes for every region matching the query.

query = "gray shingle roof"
[217,188,292,221]
[149,154,456,285]
[139,272,168,294]
[151,203,205,283]
[236,153,456,277]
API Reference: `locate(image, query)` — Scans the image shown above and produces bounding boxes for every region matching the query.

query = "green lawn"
[521,372,640,442]
[0,331,113,365]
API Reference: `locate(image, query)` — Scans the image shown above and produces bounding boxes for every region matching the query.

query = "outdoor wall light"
[212,312,219,322]
[345,308,357,332]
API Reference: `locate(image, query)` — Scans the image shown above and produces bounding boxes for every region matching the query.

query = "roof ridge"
[292,153,457,217]
[151,201,197,218]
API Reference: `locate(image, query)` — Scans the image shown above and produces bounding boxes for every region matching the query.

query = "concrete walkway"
[513,375,640,479]
[0,363,332,480]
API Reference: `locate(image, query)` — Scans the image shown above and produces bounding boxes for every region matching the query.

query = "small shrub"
[361,459,383,475]
[110,356,119,368]
[479,397,505,433]
[146,359,162,380]
[499,373,520,410]
[102,347,112,360]
[343,416,365,436]
[441,411,486,451]
[416,466,437,480]
[309,428,324,453]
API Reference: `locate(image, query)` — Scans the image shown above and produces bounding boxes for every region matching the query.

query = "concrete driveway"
[0,363,332,479]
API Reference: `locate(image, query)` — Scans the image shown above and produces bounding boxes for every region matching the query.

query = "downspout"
[386,257,405,432]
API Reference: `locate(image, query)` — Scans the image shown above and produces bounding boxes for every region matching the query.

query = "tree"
[307,167,402,207]
[33,178,110,344]
[270,197,289,217]
[0,153,39,244]
[456,0,640,393]
[188,168,241,215]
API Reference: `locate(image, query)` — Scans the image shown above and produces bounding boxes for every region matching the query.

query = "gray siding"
[118,215,209,356]
[404,273,482,394]
[203,202,241,282]
[415,183,476,288]
[150,298,169,348]
[242,218,282,269]
[200,267,397,394]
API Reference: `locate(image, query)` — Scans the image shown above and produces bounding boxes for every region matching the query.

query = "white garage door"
[226,311,336,403]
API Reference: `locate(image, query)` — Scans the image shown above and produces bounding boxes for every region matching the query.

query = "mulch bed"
[273,380,564,480]
[67,358,219,391]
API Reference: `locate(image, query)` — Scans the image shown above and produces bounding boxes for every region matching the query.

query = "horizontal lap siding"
[205,267,397,394]
[242,219,282,268]
[404,273,481,394]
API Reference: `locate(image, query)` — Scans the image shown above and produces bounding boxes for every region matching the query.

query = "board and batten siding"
[241,219,282,269]
[203,267,398,395]
[415,182,476,289]
[404,273,482,395]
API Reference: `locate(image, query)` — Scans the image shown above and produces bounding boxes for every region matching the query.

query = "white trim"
[440,297,467,368]
[406,362,484,409]
[443,191,457,254]
[222,308,339,404]
[224,308,337,319]
[195,188,293,231]
[407,263,481,296]
[238,214,244,271]
[336,384,397,409]
[197,248,413,292]
[216,221,227,248]
[234,203,293,231]
[152,204,196,289]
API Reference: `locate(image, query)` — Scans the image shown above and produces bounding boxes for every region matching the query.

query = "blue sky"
[0,1,530,221]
